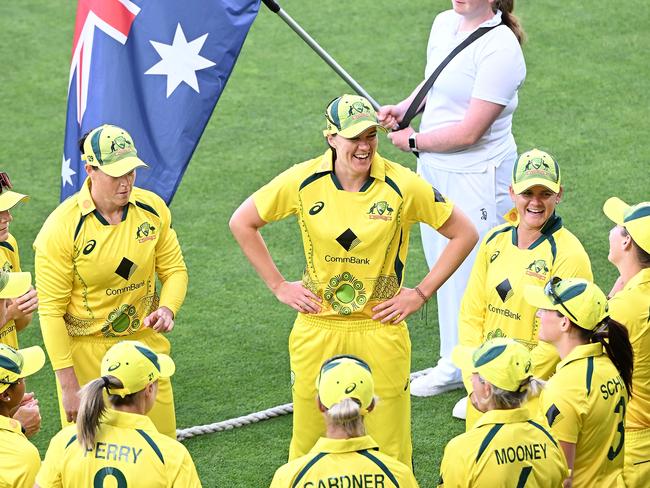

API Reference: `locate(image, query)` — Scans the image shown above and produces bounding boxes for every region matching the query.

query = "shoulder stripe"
[358,450,400,487]
[93,209,109,226]
[384,175,402,198]
[432,186,445,203]
[545,404,561,428]
[299,172,330,191]
[527,419,558,447]
[586,356,594,395]
[476,423,503,462]
[0,241,14,252]
[65,434,77,449]
[74,213,88,240]
[292,452,327,488]
[136,429,165,464]
[485,226,513,245]
[135,201,160,218]
[516,466,533,488]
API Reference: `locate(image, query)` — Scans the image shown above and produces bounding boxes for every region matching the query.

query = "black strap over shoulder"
[397,23,502,131]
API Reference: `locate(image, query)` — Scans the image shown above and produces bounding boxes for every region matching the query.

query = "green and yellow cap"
[81,125,148,177]
[0,172,29,212]
[525,277,609,331]
[0,344,45,394]
[512,149,561,194]
[452,338,532,392]
[323,94,385,139]
[101,340,175,397]
[0,269,31,299]
[316,355,374,414]
[603,197,650,254]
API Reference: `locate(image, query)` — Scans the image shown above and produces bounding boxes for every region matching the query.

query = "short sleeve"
[36,431,67,488]
[541,383,583,444]
[253,164,306,223]
[403,170,454,229]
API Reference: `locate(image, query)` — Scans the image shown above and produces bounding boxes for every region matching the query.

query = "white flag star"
[61,154,76,187]
[145,23,216,98]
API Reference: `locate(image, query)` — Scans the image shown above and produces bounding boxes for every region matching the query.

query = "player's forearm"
[231,225,286,293]
[40,315,74,369]
[159,269,188,317]
[13,313,32,332]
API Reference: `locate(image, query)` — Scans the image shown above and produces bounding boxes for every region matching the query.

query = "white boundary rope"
[176,368,433,441]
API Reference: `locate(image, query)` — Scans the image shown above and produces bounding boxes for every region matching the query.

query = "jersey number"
[94,467,127,488]
[607,396,626,461]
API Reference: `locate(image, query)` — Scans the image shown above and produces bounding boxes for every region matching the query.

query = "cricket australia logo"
[136,221,157,243]
[324,271,367,316]
[102,303,141,336]
[525,259,549,280]
[1,261,12,272]
[110,135,133,157]
[368,201,393,221]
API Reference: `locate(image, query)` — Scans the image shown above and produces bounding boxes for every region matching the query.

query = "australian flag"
[61,0,260,203]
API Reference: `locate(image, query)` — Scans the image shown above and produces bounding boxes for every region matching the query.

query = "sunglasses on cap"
[0,173,12,195]
[544,276,578,322]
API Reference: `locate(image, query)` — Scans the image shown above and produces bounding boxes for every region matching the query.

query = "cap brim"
[512,178,560,194]
[157,353,175,378]
[524,284,555,311]
[0,272,31,299]
[337,121,386,139]
[96,157,148,177]
[0,191,29,212]
[603,197,627,226]
[17,346,45,378]
[451,345,478,373]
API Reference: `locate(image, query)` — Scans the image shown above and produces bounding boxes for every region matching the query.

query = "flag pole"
[261,0,381,111]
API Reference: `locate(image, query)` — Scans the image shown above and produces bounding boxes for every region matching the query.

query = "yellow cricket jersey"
[0,415,40,488]
[0,233,22,348]
[609,267,650,431]
[253,150,453,320]
[36,409,201,487]
[458,214,592,377]
[540,343,627,486]
[33,178,188,370]
[438,407,567,487]
[270,435,419,488]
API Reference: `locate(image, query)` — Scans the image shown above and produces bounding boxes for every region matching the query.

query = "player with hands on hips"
[378,0,527,399]
[270,355,419,487]
[230,94,477,466]
[35,340,201,488]
[439,338,568,487]
[34,124,188,437]
[525,278,632,488]
[0,340,46,488]
[602,197,650,488]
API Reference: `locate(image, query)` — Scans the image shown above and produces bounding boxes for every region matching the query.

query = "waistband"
[295,313,406,332]
[71,327,155,344]
[626,426,650,439]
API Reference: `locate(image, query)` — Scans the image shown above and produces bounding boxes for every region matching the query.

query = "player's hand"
[371,288,423,324]
[12,394,41,437]
[144,306,175,332]
[377,105,403,130]
[387,127,415,152]
[274,281,322,314]
[56,367,81,423]
[5,287,38,321]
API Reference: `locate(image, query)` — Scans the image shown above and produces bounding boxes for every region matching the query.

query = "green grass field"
[1,0,649,485]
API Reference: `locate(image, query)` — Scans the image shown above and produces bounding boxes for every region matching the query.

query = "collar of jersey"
[0,414,24,435]
[624,267,650,290]
[556,343,603,372]
[474,406,530,429]
[511,212,563,249]
[103,408,158,431]
[76,177,137,216]
[309,435,379,454]
[316,149,387,183]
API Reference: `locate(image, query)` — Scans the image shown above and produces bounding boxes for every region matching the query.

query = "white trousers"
[418,153,516,366]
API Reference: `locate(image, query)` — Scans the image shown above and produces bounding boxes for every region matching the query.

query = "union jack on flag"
[61,0,260,203]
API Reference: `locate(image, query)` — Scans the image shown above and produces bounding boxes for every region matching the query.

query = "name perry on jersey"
[494,442,548,465]
[84,441,143,464]
[300,473,386,488]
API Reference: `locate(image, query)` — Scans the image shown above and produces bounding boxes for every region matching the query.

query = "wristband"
[414,286,429,303]
[408,132,419,154]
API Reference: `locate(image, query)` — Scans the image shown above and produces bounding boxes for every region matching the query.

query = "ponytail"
[591,318,634,397]
[326,398,367,438]
[487,376,546,409]
[77,376,139,450]
[494,0,526,44]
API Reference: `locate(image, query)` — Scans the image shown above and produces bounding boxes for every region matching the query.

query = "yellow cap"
[0,172,29,212]
[0,269,31,299]
[452,338,532,392]
[512,149,561,194]
[525,277,609,331]
[82,125,148,177]
[603,197,650,254]
[101,340,175,397]
[323,94,386,139]
[316,355,374,414]
[0,344,45,394]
